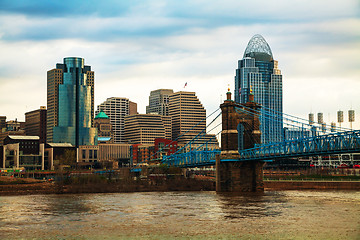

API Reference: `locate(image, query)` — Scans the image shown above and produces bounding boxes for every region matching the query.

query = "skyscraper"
[235,34,283,144]
[123,114,172,144]
[47,57,97,146]
[169,91,218,147]
[95,97,137,143]
[146,89,174,116]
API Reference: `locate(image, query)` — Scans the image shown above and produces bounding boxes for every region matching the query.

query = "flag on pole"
[184,82,187,88]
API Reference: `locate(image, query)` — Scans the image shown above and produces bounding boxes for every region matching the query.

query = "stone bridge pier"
[216,90,264,192]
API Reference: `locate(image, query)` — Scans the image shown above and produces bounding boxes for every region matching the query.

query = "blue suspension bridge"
[160,98,360,168]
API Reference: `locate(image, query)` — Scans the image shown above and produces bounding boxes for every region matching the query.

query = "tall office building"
[95,97,137,143]
[169,91,218,147]
[234,34,283,144]
[47,57,97,146]
[25,106,47,143]
[146,89,174,116]
[123,114,171,145]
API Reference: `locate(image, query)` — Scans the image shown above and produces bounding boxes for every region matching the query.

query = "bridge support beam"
[216,155,264,192]
[217,90,263,192]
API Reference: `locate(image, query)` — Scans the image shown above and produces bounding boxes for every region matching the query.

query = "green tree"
[58,149,76,168]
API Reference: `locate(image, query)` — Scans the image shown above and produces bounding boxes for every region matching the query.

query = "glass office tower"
[49,57,97,146]
[235,35,283,144]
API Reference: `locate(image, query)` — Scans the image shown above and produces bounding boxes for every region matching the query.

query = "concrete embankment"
[264,180,360,190]
[1,176,360,196]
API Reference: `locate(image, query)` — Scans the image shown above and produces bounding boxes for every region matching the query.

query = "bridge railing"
[162,149,221,168]
[238,130,360,161]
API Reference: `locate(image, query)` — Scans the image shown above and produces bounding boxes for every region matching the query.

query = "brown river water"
[0,191,359,239]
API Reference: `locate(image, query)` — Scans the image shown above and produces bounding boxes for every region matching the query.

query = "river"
[0,191,359,239]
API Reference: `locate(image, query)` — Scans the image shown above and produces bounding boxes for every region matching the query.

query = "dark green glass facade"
[52,57,97,146]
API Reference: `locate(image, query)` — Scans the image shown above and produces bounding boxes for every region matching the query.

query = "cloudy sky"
[0,0,359,129]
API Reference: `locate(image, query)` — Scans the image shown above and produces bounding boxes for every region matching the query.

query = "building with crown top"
[94,110,113,144]
[234,34,283,144]
[95,97,137,143]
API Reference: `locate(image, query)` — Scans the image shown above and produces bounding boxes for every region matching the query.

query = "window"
[89,150,93,159]
[82,150,86,159]
[94,150,97,159]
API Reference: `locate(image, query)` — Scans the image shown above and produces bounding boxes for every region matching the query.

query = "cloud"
[1,0,359,42]
[0,0,359,131]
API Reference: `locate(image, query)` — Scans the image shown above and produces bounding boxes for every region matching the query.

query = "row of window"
[82,149,98,159]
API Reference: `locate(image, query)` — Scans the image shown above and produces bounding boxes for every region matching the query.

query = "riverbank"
[264,179,360,190]
[1,176,359,196]
[0,176,215,196]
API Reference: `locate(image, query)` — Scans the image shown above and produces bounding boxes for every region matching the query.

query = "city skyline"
[0,0,359,129]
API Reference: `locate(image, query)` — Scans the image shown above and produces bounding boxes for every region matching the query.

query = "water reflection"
[216,192,286,219]
[40,195,95,216]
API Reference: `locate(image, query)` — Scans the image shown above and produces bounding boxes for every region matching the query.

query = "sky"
[0,0,359,129]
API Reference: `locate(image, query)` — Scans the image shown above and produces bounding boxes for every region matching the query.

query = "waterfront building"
[94,110,113,144]
[44,143,76,170]
[47,57,97,146]
[154,138,178,159]
[129,138,177,166]
[78,145,99,166]
[25,106,47,143]
[98,143,130,167]
[130,144,154,165]
[146,89,174,116]
[168,91,218,147]
[1,135,44,170]
[123,114,172,145]
[234,34,283,144]
[96,97,137,144]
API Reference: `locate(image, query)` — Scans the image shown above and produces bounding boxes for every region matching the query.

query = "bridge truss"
[238,130,360,161]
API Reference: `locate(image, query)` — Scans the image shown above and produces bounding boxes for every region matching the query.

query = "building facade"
[234,34,283,144]
[96,97,137,143]
[25,106,47,143]
[123,114,172,145]
[168,91,218,147]
[146,89,174,116]
[47,57,97,146]
[94,110,113,144]
[1,135,44,170]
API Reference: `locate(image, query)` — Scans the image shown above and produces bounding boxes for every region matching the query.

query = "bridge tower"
[216,90,264,192]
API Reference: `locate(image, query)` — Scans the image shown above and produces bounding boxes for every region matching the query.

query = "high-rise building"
[169,91,218,147]
[96,97,137,143]
[235,34,283,144]
[123,114,172,145]
[47,57,97,146]
[146,89,174,116]
[25,106,47,143]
